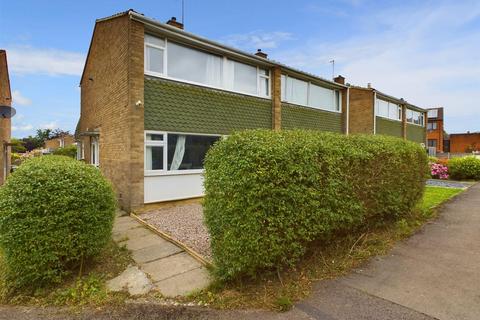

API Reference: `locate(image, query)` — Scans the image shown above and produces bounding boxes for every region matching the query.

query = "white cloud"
[270,1,480,132]
[12,90,31,106]
[12,124,33,131]
[221,31,293,50]
[41,121,58,130]
[6,46,85,76]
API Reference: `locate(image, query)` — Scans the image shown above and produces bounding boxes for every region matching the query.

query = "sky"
[1,0,479,137]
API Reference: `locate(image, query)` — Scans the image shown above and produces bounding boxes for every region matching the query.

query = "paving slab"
[106,265,154,296]
[119,233,165,251]
[141,252,203,283]
[132,241,183,264]
[112,226,153,242]
[155,266,211,297]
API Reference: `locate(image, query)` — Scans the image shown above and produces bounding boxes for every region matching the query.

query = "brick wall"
[348,87,374,134]
[0,50,12,185]
[78,14,144,211]
[427,119,444,152]
[45,138,61,150]
[450,133,480,153]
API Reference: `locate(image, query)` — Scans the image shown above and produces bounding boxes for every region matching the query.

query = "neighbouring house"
[342,79,427,144]
[449,132,480,153]
[0,50,15,185]
[75,10,349,211]
[44,134,75,153]
[427,107,444,152]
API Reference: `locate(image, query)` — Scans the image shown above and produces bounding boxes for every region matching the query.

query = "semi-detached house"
[75,10,425,212]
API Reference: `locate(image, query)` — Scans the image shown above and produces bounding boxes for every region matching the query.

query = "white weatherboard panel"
[144,173,204,203]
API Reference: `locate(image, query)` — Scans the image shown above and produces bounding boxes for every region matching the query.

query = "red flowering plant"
[430,162,449,179]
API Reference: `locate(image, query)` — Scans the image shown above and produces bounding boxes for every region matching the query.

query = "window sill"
[144,71,271,101]
[145,169,204,177]
[376,115,402,122]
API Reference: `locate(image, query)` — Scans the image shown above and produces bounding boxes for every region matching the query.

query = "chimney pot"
[367,83,372,88]
[255,49,268,59]
[166,16,184,29]
[333,75,345,85]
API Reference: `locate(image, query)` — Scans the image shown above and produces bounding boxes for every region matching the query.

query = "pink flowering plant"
[430,162,449,179]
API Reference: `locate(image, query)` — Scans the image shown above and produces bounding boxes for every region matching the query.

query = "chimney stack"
[166,17,184,29]
[255,49,268,59]
[367,83,372,89]
[334,75,345,85]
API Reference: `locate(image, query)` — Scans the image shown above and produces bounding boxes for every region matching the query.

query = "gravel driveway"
[140,203,212,260]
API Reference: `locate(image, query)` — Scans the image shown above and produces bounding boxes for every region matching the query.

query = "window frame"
[376,98,402,122]
[406,109,425,127]
[90,137,99,167]
[144,34,271,99]
[280,74,342,113]
[144,130,223,176]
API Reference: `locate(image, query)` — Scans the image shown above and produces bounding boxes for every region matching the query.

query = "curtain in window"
[206,55,222,87]
[170,135,186,170]
[146,147,152,170]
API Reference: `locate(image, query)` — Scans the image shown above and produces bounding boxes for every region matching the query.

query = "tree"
[10,138,27,153]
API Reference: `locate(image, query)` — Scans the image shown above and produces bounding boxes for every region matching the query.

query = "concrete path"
[111,214,211,297]
[295,182,480,320]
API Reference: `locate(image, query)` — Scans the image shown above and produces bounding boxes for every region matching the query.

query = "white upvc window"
[281,74,341,112]
[145,131,222,176]
[406,109,425,126]
[76,142,84,160]
[90,137,99,167]
[145,34,270,98]
[376,98,402,121]
[427,109,438,118]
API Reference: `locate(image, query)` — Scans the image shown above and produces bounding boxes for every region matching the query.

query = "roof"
[82,9,346,90]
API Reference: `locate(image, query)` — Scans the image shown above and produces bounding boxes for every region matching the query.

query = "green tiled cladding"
[406,123,426,143]
[144,77,272,134]
[281,103,342,132]
[376,117,403,137]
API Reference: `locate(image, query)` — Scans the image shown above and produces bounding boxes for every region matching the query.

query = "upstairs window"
[145,34,270,98]
[376,99,401,121]
[427,109,438,118]
[281,74,341,112]
[167,42,223,87]
[406,109,425,126]
[145,35,165,75]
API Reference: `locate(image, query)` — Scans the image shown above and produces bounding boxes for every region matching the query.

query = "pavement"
[109,214,211,297]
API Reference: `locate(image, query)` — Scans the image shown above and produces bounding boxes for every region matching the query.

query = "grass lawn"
[186,185,467,311]
[420,186,463,210]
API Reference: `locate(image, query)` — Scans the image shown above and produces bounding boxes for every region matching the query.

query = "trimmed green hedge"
[0,156,116,290]
[448,156,480,180]
[204,130,428,280]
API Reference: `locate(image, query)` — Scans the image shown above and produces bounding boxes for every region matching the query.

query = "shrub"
[448,156,480,180]
[52,145,77,158]
[0,156,116,290]
[430,162,449,179]
[204,130,428,280]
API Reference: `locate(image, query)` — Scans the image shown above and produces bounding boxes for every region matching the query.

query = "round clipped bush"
[204,130,428,280]
[448,156,480,180]
[0,156,116,289]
